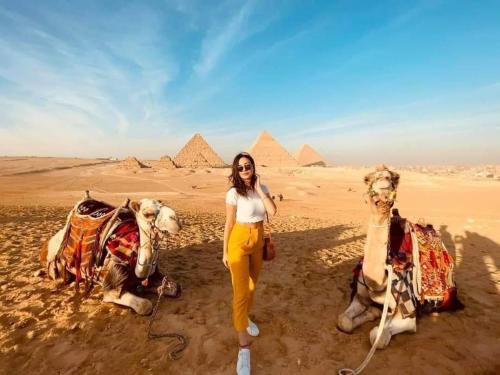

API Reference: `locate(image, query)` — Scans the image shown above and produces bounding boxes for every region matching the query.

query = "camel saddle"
[58,199,138,291]
[352,209,463,317]
[390,209,463,315]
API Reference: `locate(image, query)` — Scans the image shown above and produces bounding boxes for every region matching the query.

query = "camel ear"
[130,200,140,213]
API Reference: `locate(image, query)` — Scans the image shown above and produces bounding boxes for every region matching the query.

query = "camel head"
[364,165,400,215]
[130,199,181,278]
[131,199,181,234]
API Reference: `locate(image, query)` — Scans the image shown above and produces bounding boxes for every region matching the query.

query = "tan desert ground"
[0,157,499,374]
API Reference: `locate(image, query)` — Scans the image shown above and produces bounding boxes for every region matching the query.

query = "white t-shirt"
[225,185,270,223]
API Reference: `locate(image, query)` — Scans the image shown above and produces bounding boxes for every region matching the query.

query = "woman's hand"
[224,204,236,269]
[255,174,265,197]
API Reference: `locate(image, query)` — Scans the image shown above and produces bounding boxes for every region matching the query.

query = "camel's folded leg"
[103,290,153,315]
[352,306,382,328]
[369,311,416,349]
[338,295,379,333]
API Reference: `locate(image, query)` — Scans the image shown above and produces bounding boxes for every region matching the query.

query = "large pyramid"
[248,131,298,167]
[174,133,225,168]
[294,144,327,167]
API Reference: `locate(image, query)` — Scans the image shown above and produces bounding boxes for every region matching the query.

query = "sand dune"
[0,157,499,374]
[0,157,116,177]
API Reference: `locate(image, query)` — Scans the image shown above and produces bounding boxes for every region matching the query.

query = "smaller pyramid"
[294,144,327,167]
[174,133,225,168]
[248,131,298,167]
[119,156,149,169]
[159,155,177,169]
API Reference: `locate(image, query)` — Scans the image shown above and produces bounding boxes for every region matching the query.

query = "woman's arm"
[223,203,237,268]
[255,174,277,217]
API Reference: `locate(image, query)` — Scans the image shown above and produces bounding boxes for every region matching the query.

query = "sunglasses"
[237,164,252,172]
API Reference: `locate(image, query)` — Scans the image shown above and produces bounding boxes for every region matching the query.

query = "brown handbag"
[263,213,275,261]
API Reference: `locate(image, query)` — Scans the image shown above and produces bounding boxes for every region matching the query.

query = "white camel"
[40,194,181,315]
[337,166,461,349]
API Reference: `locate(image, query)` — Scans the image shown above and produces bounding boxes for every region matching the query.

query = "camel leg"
[338,295,372,333]
[352,305,382,328]
[369,311,416,349]
[103,289,153,315]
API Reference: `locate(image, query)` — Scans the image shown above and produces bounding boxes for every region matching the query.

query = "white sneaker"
[247,319,260,337]
[237,348,250,375]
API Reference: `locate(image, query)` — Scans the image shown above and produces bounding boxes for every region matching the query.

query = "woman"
[223,152,277,375]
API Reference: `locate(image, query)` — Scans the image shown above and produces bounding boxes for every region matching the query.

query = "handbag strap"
[265,212,272,240]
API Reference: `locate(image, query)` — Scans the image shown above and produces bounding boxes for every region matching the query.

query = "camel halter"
[136,217,162,279]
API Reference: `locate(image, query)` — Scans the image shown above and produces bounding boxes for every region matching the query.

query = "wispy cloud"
[194,0,257,77]
[0,1,498,164]
[0,2,178,155]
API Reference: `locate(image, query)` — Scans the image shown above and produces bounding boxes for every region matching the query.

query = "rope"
[147,276,188,360]
[338,264,394,375]
[146,235,188,360]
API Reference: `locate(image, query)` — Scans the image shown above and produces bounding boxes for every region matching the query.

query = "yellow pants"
[228,222,264,332]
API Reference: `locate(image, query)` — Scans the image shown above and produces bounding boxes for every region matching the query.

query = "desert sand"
[0,157,499,374]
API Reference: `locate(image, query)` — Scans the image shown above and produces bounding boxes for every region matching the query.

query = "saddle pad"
[389,216,413,272]
[77,199,115,218]
[105,220,139,267]
[412,224,455,302]
[60,209,115,286]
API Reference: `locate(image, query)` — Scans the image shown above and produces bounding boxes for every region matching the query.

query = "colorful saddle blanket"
[106,221,139,268]
[58,199,139,290]
[392,219,459,316]
[388,216,419,318]
[352,212,461,317]
[411,223,458,310]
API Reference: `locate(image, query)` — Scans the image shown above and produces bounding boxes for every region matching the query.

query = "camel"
[337,165,463,349]
[40,193,182,315]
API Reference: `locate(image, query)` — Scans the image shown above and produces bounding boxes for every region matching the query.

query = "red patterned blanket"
[58,199,139,291]
[351,212,463,316]
[412,223,458,309]
[105,221,139,268]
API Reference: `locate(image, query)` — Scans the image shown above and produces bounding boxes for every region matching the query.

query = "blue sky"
[0,0,499,164]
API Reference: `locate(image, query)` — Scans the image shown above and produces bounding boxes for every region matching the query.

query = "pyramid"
[159,155,177,169]
[119,156,149,169]
[174,133,225,168]
[294,144,327,167]
[248,131,298,167]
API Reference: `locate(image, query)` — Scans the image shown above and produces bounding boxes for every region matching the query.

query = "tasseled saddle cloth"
[58,199,139,290]
[412,223,461,312]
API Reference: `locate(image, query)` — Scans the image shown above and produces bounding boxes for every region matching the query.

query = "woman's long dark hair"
[228,152,256,197]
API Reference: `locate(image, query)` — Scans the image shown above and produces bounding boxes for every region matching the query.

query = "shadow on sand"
[3,205,500,374]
